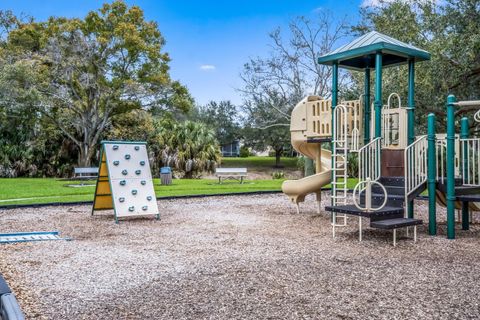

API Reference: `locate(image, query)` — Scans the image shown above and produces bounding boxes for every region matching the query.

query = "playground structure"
[282,31,480,243]
[92,141,160,223]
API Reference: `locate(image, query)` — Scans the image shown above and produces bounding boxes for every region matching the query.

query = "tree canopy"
[0,1,193,167]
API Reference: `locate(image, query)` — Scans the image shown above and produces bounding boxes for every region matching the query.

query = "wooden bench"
[370,218,423,246]
[73,167,99,180]
[215,168,247,184]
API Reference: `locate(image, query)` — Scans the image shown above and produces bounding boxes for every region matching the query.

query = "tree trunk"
[274,147,283,168]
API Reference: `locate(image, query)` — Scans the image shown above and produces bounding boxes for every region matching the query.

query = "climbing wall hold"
[125,154,131,160]
[113,145,119,150]
[132,189,138,195]
[142,206,148,211]
[135,170,141,175]
[120,180,126,186]
[147,196,152,201]
[122,169,128,175]
[113,160,119,166]
[141,180,146,185]
[119,197,125,202]
[128,206,135,212]
[134,146,140,151]
[140,161,145,166]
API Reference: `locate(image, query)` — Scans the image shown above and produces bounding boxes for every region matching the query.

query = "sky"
[1,0,367,105]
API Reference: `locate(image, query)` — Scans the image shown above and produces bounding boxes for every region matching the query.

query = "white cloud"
[199,64,216,71]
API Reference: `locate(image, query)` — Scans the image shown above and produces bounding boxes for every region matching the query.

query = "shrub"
[239,146,250,157]
[271,171,285,179]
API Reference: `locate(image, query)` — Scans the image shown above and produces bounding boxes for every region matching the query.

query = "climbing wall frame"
[92,141,159,222]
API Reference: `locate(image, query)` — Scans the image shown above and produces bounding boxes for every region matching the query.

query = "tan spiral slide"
[282,96,332,213]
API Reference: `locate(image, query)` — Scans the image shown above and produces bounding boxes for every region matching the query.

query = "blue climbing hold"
[113,145,119,150]
[141,180,146,185]
[134,146,140,151]
[119,197,125,202]
[147,196,152,201]
[142,206,148,211]
[125,154,131,160]
[113,160,119,166]
[120,180,126,186]
[128,206,135,212]
[132,189,138,195]
[140,161,145,166]
[135,170,141,175]
[122,169,128,175]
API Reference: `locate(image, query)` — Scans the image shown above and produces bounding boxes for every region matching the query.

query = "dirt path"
[1,193,480,319]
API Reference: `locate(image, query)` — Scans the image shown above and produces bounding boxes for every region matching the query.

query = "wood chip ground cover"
[1,193,480,319]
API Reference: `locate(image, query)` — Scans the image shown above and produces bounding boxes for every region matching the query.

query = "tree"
[239,12,347,166]
[353,0,480,132]
[0,1,193,167]
[193,100,242,146]
[155,119,221,178]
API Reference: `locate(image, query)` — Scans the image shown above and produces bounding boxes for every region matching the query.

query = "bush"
[239,146,250,157]
[271,171,285,179]
[296,156,305,173]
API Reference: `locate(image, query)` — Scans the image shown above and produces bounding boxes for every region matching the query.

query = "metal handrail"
[474,109,480,123]
[358,137,382,183]
[404,135,428,207]
[386,92,402,109]
[353,178,388,212]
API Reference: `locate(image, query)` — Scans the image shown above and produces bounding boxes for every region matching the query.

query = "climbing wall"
[92,141,159,221]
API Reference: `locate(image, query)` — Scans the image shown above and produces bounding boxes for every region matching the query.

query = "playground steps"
[359,176,427,208]
[437,180,480,202]
[326,175,427,232]
[324,204,404,221]
[370,217,422,229]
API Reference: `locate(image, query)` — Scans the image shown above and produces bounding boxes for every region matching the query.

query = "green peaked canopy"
[318,31,430,71]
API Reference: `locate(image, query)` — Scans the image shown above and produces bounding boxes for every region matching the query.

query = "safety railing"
[404,135,428,203]
[461,138,480,186]
[333,101,362,152]
[436,134,461,182]
[358,137,382,183]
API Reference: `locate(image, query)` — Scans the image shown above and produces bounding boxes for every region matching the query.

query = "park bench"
[73,167,99,180]
[215,168,247,184]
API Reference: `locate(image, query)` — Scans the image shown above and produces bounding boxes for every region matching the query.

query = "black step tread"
[456,194,480,202]
[360,192,406,200]
[370,218,423,229]
[379,176,405,186]
[325,204,404,218]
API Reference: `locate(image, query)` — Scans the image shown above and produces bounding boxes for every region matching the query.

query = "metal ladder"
[331,104,350,236]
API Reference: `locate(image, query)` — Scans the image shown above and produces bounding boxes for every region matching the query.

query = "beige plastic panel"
[103,143,158,218]
[290,96,362,144]
[305,99,332,137]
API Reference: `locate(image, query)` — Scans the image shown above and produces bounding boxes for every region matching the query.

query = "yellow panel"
[96,180,111,195]
[94,195,113,210]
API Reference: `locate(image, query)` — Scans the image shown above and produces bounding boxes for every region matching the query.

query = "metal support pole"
[374,53,382,138]
[407,60,415,218]
[331,62,338,209]
[461,117,470,231]
[364,68,371,145]
[427,113,437,235]
[446,95,456,239]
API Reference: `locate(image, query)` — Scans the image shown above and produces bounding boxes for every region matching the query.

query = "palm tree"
[156,120,221,178]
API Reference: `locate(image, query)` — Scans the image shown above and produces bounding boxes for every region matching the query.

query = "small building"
[221,140,240,157]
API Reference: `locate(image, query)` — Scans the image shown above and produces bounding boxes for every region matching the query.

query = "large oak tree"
[0,1,192,166]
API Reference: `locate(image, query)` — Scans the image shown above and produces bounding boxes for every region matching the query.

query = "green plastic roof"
[318,31,430,71]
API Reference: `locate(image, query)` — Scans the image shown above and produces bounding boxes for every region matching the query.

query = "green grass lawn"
[221,156,297,169]
[0,177,358,206]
